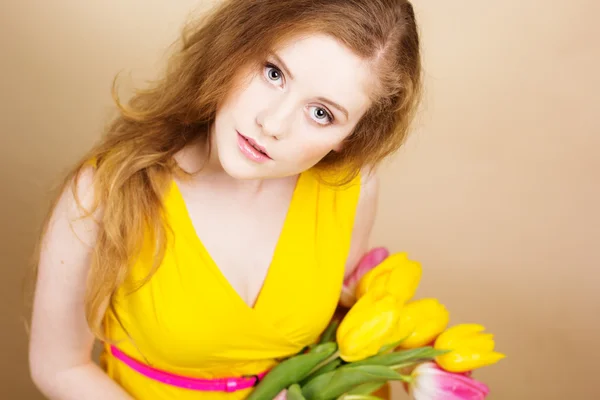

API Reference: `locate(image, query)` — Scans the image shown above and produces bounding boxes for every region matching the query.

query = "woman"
[28,0,421,398]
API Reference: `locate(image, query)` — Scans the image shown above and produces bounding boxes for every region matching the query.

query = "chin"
[217,150,267,180]
[223,166,262,180]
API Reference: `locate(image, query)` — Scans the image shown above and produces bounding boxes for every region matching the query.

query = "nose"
[255,98,294,140]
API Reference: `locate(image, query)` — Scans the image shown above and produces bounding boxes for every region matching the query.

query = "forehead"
[271,34,375,118]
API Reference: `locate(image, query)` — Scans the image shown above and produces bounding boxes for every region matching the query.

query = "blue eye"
[264,63,283,85]
[309,106,334,125]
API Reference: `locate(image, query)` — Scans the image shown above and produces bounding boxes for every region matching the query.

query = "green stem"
[377,336,408,354]
[308,350,340,375]
[389,361,416,370]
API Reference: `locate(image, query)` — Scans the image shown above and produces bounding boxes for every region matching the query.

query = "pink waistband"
[109,345,267,392]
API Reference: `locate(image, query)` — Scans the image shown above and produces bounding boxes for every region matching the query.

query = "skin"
[212,34,374,180]
[29,33,380,400]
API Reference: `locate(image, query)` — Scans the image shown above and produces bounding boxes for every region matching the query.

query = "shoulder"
[66,163,103,224]
[42,163,102,258]
[29,163,103,387]
[36,162,103,304]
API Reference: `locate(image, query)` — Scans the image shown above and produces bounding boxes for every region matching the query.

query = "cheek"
[218,74,264,120]
[232,75,269,115]
[291,135,344,164]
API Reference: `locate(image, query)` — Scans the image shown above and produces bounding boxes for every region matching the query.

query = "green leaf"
[247,342,337,400]
[376,336,407,354]
[287,384,307,400]
[320,320,339,344]
[343,346,449,369]
[302,365,406,400]
[301,359,343,386]
[345,382,386,395]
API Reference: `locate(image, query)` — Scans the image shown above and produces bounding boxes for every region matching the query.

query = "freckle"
[61,260,65,264]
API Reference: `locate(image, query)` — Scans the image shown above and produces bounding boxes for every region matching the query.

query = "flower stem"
[308,350,340,375]
[389,361,416,370]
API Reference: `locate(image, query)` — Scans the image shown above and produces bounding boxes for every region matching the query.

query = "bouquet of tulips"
[247,249,505,400]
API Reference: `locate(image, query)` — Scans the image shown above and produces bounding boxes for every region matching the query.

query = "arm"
[342,168,379,287]
[345,168,379,278]
[29,167,132,400]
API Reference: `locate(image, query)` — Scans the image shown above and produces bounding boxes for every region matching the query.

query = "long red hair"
[30,0,422,338]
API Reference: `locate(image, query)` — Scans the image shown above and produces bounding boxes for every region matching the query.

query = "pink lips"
[237,131,271,163]
[245,136,270,158]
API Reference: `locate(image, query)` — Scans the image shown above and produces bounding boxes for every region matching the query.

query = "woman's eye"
[309,106,334,125]
[264,63,284,85]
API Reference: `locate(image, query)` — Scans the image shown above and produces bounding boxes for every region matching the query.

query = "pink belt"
[110,345,267,392]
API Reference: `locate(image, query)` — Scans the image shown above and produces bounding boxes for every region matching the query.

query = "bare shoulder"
[35,163,102,300]
[34,163,102,314]
[47,165,102,247]
[344,167,379,277]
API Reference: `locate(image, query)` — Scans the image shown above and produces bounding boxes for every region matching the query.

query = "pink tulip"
[409,362,489,400]
[339,247,390,307]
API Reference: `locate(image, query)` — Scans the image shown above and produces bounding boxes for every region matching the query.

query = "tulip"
[340,247,390,307]
[409,362,489,400]
[396,298,450,349]
[434,324,505,373]
[355,252,422,304]
[273,390,287,400]
[337,292,402,362]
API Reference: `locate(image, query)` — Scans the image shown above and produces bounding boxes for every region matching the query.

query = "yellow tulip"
[395,298,450,349]
[337,292,401,362]
[355,252,422,304]
[434,324,506,372]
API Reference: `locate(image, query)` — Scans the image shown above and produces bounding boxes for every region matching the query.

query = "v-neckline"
[169,173,304,312]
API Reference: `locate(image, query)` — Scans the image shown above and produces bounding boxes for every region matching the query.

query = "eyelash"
[263,62,335,126]
[264,62,285,86]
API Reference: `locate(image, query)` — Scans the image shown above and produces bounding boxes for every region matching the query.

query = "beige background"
[1,0,598,399]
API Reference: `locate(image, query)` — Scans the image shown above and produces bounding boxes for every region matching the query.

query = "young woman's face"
[212,34,375,180]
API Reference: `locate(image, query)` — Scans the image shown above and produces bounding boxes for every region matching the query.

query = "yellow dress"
[100,169,362,399]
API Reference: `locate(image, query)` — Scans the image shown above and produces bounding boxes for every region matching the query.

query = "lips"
[238,132,271,159]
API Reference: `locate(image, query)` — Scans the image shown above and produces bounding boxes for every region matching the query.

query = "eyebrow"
[315,96,349,119]
[271,53,350,120]
[271,53,295,80]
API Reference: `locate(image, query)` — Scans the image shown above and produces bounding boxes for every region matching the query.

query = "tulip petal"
[344,247,390,288]
[463,334,495,352]
[355,252,421,300]
[435,324,486,349]
[341,248,391,307]
[430,368,489,398]
[434,325,504,373]
[411,366,460,400]
[412,385,448,400]
[355,261,396,299]
[386,259,422,303]
[410,362,489,400]
[481,351,506,365]
[436,351,485,373]
[337,294,400,362]
[398,298,450,349]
